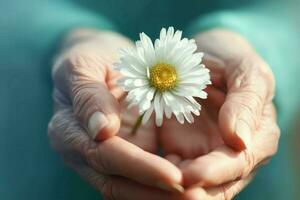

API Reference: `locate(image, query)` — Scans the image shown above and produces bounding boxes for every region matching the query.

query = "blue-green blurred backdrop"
[0,0,299,199]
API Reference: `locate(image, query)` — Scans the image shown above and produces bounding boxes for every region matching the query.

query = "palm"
[159,100,223,160]
[116,98,223,164]
[115,69,226,162]
[117,100,158,153]
[159,82,227,161]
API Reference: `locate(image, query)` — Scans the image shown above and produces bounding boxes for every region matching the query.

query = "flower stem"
[131,114,144,135]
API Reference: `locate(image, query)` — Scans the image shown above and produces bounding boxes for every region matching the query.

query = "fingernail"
[88,112,108,139]
[235,119,252,148]
[156,182,185,194]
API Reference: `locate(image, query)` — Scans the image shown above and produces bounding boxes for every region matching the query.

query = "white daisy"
[115,27,211,127]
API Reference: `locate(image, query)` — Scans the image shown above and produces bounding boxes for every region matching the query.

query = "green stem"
[131,113,144,135]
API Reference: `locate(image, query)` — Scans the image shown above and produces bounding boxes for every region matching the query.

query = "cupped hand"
[48,29,184,200]
[48,28,280,200]
[159,29,280,199]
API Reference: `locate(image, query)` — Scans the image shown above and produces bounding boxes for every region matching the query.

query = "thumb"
[73,82,121,141]
[57,47,123,141]
[219,59,275,150]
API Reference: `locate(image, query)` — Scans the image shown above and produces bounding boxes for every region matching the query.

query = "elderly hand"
[159,29,280,199]
[48,29,185,200]
[48,28,280,200]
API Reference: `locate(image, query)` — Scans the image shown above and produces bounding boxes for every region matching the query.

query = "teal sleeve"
[186,9,300,132]
[0,1,116,199]
[186,8,299,200]
[1,0,117,60]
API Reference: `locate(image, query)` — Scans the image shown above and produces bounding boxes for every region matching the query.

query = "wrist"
[61,28,133,59]
[194,28,256,64]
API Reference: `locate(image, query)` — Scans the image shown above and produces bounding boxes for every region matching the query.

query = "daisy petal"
[142,104,154,124]
[115,27,211,126]
[154,93,163,126]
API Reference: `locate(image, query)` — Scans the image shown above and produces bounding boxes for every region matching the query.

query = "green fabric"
[0,0,299,199]
[187,6,300,199]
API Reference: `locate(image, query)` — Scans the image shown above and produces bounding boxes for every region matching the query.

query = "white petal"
[142,104,154,124]
[139,33,156,66]
[183,111,194,123]
[133,79,148,87]
[173,86,208,99]
[178,53,203,73]
[173,30,182,42]
[154,93,163,126]
[140,99,151,113]
[162,98,172,119]
[119,65,145,78]
[160,28,167,40]
[186,96,201,110]
[173,40,197,66]
[174,111,184,124]
[116,27,211,126]
[163,92,182,113]
[126,86,149,102]
[117,48,148,73]
[146,88,155,101]
[166,27,175,38]
[191,107,200,116]
[180,69,210,81]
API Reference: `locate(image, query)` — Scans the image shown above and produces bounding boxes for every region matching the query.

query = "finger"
[54,47,123,141]
[219,58,275,150]
[165,154,183,166]
[86,136,184,193]
[205,86,226,110]
[183,173,253,200]
[48,109,184,192]
[102,177,181,200]
[204,61,226,91]
[76,166,181,200]
[181,108,280,187]
[117,104,157,153]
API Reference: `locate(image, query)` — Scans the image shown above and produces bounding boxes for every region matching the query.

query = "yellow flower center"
[150,63,178,91]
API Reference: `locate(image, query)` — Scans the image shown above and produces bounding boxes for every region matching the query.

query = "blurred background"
[0,0,299,199]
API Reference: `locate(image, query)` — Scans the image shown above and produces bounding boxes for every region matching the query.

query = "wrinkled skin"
[48,29,280,200]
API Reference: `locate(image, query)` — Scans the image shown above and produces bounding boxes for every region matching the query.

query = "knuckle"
[67,50,87,71]
[53,88,71,107]
[256,62,275,101]
[61,47,106,106]
[241,150,256,178]
[192,164,219,186]
[48,108,91,165]
[240,97,259,117]
[236,105,256,131]
[229,85,263,115]
[269,125,281,156]
[259,62,275,86]
[101,178,118,200]
[220,185,231,200]
[47,109,71,150]
[241,85,264,109]
[273,125,281,140]
[220,182,243,200]
[86,171,108,192]
[228,88,262,129]
[72,84,97,120]
[86,145,108,174]
[66,46,105,77]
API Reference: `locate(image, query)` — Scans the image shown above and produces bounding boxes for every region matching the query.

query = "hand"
[48,29,184,200]
[158,29,280,199]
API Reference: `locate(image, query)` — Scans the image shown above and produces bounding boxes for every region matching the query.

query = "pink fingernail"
[88,112,108,139]
[156,182,185,194]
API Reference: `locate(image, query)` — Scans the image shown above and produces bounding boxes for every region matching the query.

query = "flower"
[115,27,211,126]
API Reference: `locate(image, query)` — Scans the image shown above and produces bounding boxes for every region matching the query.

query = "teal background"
[0,0,299,199]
